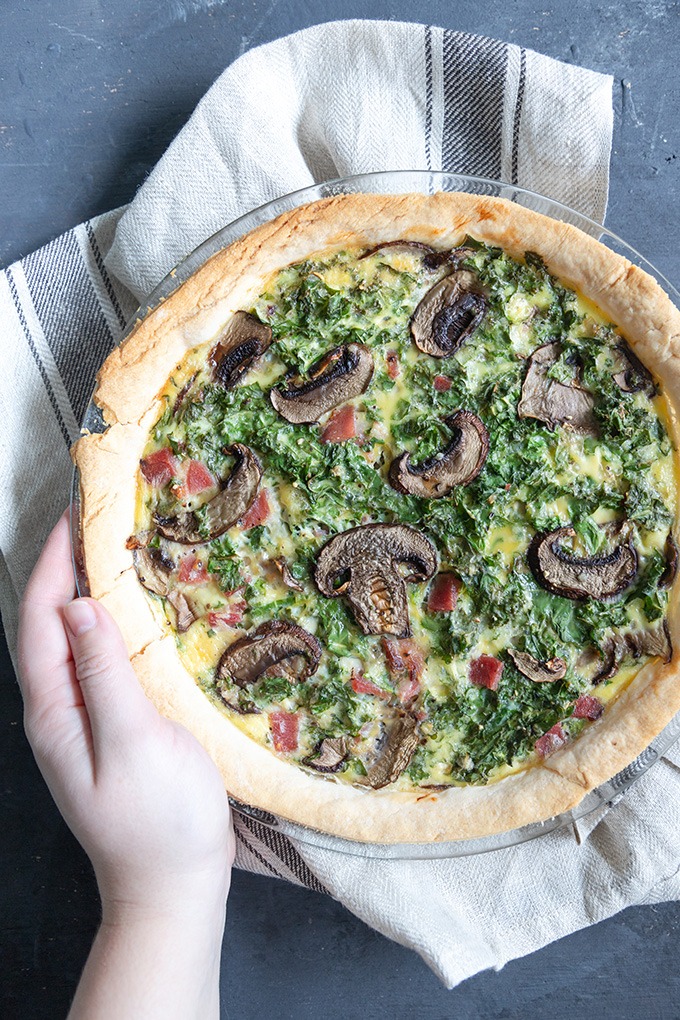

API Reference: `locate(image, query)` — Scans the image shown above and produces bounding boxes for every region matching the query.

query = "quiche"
[74,192,680,844]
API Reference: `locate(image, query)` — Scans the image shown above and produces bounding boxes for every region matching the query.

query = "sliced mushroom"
[410,271,487,358]
[167,590,198,633]
[216,620,321,688]
[518,342,597,434]
[133,546,175,597]
[528,524,638,600]
[594,620,672,683]
[592,644,619,683]
[359,239,449,270]
[365,712,420,789]
[612,341,656,396]
[302,736,349,773]
[389,410,489,497]
[209,311,272,390]
[270,344,373,424]
[132,547,199,632]
[314,524,437,637]
[628,619,672,661]
[507,648,567,683]
[154,444,261,544]
[660,533,678,589]
[273,557,304,592]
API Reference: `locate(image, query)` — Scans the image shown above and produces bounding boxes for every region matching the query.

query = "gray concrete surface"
[2,2,680,1017]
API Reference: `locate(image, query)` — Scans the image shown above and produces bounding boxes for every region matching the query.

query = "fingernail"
[64,600,97,636]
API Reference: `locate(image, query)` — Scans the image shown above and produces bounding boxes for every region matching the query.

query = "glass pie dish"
[71,170,680,858]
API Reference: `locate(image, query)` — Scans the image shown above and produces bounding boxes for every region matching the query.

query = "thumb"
[63,598,153,753]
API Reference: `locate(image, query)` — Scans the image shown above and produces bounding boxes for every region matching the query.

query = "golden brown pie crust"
[73,192,680,843]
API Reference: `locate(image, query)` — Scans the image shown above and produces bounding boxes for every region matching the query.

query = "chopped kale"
[255,676,295,704]
[207,535,242,593]
[145,240,674,787]
[247,525,267,551]
[305,669,367,737]
[425,661,582,782]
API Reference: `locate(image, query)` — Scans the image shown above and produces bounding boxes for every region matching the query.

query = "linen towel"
[4,19,679,990]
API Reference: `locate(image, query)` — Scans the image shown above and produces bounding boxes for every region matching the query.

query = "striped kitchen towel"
[11,21,679,993]
[105,22,613,301]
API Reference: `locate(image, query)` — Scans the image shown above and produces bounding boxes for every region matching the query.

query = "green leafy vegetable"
[145,239,674,787]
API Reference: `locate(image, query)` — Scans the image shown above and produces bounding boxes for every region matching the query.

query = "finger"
[63,597,155,755]
[21,509,76,611]
[19,512,95,773]
[18,511,77,709]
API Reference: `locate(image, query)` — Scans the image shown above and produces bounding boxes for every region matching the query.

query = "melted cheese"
[486,524,526,562]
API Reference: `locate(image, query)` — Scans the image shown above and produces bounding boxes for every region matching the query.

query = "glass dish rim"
[133,169,680,323]
[70,168,680,859]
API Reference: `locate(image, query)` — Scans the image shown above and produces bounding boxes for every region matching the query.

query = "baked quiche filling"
[131,240,676,791]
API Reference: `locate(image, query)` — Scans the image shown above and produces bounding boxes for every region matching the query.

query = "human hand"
[18,511,234,924]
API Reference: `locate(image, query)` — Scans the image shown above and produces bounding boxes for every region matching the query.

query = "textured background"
[2,2,680,1017]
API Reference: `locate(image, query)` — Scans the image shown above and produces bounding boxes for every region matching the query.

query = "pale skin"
[17,512,234,1019]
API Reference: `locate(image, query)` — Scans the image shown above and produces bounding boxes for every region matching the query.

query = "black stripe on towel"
[511,47,528,185]
[424,24,434,172]
[85,220,127,329]
[235,827,287,879]
[23,231,115,424]
[238,813,328,895]
[6,268,72,447]
[441,31,508,179]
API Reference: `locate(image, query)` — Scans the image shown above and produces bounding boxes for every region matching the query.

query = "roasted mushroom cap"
[594,619,672,682]
[365,712,420,788]
[273,557,304,592]
[518,342,597,434]
[209,311,273,390]
[314,523,437,637]
[612,341,656,396]
[166,590,198,633]
[528,524,638,601]
[154,444,261,544]
[389,410,489,497]
[359,239,449,270]
[303,736,350,773]
[410,271,487,358]
[623,619,672,660]
[133,546,174,597]
[216,620,321,688]
[133,547,198,632]
[507,647,567,683]
[270,344,374,424]
[660,533,678,590]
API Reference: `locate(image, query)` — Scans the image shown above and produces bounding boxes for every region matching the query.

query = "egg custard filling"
[131,240,676,792]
